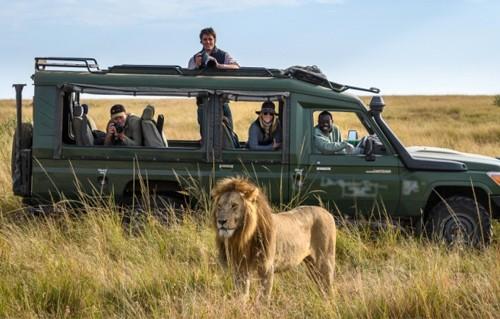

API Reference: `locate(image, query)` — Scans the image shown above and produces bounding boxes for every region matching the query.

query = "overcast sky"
[0,0,499,98]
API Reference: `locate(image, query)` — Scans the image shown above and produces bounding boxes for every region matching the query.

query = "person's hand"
[195,54,203,67]
[272,139,281,150]
[212,59,223,69]
[116,132,126,141]
[107,122,116,135]
[343,142,354,154]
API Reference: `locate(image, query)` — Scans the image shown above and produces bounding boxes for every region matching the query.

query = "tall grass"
[0,205,498,318]
[0,96,499,318]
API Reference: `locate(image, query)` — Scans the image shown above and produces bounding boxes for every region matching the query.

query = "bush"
[494,95,500,107]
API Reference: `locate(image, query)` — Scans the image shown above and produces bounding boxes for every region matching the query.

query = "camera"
[114,123,124,134]
[201,51,217,68]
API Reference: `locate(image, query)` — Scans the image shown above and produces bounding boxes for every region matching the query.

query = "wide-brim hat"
[256,101,278,115]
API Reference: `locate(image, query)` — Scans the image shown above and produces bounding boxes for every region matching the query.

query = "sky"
[0,0,499,98]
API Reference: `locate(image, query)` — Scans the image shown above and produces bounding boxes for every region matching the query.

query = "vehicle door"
[289,95,402,217]
[39,87,215,203]
[213,92,291,206]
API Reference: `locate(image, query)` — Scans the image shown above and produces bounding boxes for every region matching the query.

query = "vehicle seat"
[222,116,239,149]
[141,105,167,147]
[72,104,94,146]
[82,104,97,131]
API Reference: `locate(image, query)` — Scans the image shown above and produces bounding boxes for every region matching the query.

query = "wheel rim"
[441,213,476,245]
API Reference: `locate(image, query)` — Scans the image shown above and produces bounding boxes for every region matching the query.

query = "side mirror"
[347,129,358,141]
[364,137,376,161]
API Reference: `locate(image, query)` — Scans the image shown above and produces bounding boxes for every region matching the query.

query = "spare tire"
[11,122,33,183]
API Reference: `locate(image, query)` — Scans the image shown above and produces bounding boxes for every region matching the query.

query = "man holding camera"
[187,27,239,70]
[104,104,142,146]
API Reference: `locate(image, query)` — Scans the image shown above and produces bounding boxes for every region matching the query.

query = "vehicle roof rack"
[108,64,380,94]
[107,64,285,77]
[35,57,101,73]
[35,57,379,94]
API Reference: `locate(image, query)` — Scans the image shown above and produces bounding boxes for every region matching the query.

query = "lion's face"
[214,191,246,238]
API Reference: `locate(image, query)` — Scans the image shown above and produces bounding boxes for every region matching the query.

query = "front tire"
[426,195,492,247]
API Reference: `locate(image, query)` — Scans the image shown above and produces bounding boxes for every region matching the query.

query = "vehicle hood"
[406,146,500,171]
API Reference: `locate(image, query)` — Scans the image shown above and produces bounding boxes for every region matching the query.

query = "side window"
[221,97,284,152]
[64,92,202,148]
[311,110,369,155]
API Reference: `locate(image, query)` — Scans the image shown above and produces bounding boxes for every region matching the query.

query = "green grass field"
[0,96,499,318]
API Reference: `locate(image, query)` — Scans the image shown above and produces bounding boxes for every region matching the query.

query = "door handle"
[219,164,234,169]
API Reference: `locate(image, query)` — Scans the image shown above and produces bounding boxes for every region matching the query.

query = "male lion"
[212,177,336,301]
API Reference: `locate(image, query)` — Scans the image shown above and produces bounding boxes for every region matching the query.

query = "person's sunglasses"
[263,112,274,116]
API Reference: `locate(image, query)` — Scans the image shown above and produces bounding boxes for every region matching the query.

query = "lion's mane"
[211,177,274,272]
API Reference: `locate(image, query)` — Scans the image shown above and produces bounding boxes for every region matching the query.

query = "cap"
[110,104,126,119]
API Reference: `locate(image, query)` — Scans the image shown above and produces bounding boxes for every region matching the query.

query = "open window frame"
[213,90,290,165]
[55,84,217,163]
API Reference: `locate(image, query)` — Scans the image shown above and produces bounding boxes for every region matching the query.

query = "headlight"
[487,172,500,186]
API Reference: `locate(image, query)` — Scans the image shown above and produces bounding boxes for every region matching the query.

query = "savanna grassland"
[0,96,499,318]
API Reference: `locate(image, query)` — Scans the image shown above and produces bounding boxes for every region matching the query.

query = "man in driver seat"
[104,104,142,146]
[313,111,354,154]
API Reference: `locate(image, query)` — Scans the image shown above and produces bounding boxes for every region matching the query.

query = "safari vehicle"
[12,57,500,246]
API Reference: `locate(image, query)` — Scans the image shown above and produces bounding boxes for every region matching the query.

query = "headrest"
[81,103,89,115]
[142,105,155,121]
[73,105,84,117]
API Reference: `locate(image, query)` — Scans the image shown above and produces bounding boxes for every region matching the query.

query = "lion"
[211,177,336,301]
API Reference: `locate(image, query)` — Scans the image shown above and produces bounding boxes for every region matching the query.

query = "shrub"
[494,95,500,107]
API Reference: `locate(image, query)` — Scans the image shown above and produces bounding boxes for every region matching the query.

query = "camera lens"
[115,124,123,134]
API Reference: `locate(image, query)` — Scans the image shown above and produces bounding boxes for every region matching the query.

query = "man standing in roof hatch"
[188,27,240,70]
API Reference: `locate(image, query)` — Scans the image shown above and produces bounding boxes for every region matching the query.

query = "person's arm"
[271,123,283,150]
[217,52,240,70]
[187,55,200,70]
[122,117,142,146]
[217,63,240,70]
[314,131,349,154]
[104,121,115,146]
[248,123,273,151]
[274,122,283,144]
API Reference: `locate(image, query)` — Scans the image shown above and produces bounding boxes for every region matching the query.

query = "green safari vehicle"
[11,57,500,246]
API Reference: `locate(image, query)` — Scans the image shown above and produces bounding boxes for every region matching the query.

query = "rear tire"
[122,194,186,224]
[425,195,491,247]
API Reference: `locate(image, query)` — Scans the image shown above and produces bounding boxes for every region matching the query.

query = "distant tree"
[494,95,500,107]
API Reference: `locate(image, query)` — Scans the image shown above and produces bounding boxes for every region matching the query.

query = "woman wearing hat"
[247,101,282,151]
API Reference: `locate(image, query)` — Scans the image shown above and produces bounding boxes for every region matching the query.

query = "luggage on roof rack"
[284,65,380,94]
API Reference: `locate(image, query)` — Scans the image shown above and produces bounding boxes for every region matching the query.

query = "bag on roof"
[284,65,329,86]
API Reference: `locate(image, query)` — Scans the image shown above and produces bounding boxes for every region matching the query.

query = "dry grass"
[0,208,498,318]
[0,95,499,318]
